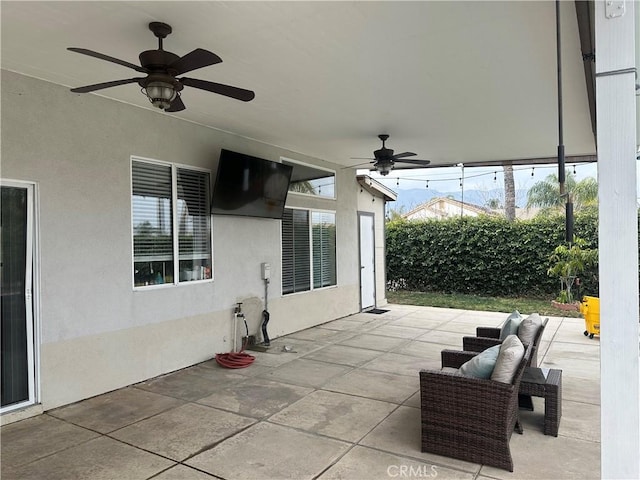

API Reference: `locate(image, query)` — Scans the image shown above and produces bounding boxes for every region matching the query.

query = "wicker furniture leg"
[544,369,562,436]
[518,367,562,437]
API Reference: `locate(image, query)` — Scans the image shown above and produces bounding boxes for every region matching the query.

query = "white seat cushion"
[490,335,525,384]
[518,313,543,345]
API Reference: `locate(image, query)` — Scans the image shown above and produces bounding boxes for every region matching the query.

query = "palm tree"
[572,177,598,208]
[289,180,316,194]
[527,171,597,211]
[503,162,516,221]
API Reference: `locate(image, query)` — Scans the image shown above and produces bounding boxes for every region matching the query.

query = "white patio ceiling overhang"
[1,1,596,169]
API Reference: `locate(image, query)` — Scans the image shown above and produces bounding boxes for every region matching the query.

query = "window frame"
[281,206,337,296]
[281,157,337,200]
[131,156,213,290]
[311,210,337,289]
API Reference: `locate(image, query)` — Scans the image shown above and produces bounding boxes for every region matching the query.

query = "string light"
[573,164,576,174]
[366,161,596,187]
[494,171,497,182]
[459,177,463,188]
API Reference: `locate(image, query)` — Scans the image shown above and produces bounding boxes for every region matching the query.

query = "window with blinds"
[132,159,212,287]
[312,211,337,288]
[177,168,211,281]
[282,209,310,294]
[282,208,336,295]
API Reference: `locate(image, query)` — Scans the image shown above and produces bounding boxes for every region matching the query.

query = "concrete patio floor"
[1,305,600,479]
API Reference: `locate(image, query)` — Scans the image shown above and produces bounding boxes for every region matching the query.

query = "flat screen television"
[211,149,293,219]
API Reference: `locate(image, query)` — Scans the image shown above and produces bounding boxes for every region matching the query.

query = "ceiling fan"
[67,22,255,112]
[349,134,431,176]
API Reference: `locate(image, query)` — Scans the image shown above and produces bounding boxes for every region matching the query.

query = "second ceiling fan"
[351,134,431,176]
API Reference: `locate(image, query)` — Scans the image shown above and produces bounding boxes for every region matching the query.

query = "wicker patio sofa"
[419,343,532,472]
[462,315,548,368]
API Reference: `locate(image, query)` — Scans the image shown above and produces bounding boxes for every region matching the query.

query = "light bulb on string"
[494,171,497,182]
[573,164,576,175]
[531,167,535,177]
[459,177,463,188]
[426,180,429,189]
[396,177,399,187]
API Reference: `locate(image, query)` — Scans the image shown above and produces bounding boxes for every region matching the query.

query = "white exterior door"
[1,181,37,413]
[358,213,376,310]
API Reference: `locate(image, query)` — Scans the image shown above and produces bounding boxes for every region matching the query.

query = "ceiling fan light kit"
[350,134,431,176]
[68,22,254,112]
[377,163,392,176]
[143,78,181,109]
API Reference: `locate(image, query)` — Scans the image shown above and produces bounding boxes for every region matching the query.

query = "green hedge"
[386,209,609,297]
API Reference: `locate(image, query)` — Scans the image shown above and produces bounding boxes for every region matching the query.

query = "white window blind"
[177,168,211,279]
[282,209,310,294]
[132,159,211,287]
[282,208,336,295]
[132,161,173,273]
[312,211,336,288]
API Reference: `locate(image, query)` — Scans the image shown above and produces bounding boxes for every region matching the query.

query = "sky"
[359,160,639,201]
[361,162,597,193]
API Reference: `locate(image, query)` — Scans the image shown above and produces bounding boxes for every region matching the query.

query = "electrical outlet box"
[261,262,270,280]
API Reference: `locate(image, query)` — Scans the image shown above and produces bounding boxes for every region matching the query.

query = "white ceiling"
[1,1,596,168]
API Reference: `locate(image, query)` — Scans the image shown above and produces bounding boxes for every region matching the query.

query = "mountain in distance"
[390,188,528,213]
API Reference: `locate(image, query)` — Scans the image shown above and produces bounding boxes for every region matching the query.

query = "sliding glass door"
[1,182,36,412]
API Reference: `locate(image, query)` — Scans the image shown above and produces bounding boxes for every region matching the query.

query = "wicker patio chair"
[419,344,532,472]
[462,316,548,367]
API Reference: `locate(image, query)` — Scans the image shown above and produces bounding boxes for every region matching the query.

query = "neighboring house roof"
[403,197,491,220]
[356,175,397,202]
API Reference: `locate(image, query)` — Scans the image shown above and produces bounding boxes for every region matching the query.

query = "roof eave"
[357,175,398,202]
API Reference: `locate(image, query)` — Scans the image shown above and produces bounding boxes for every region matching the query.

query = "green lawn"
[386,290,583,318]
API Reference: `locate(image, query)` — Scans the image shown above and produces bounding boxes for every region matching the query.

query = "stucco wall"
[1,71,366,410]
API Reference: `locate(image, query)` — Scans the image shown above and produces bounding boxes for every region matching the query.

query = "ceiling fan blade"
[70,77,144,93]
[180,77,255,102]
[67,47,147,73]
[170,48,222,75]
[342,161,375,169]
[391,164,432,171]
[392,152,417,159]
[349,157,375,160]
[393,159,431,166]
[165,95,186,112]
